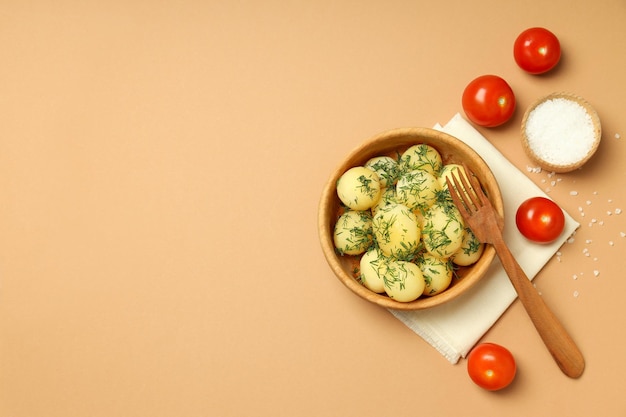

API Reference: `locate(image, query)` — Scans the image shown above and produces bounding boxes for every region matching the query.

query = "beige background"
[1,1,626,416]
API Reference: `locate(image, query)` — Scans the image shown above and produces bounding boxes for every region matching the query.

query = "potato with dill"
[451,227,484,266]
[383,260,426,302]
[396,169,441,213]
[359,247,388,293]
[400,144,443,176]
[333,210,373,255]
[372,203,420,261]
[417,253,453,296]
[421,202,465,258]
[336,166,382,210]
[364,156,399,188]
[371,187,397,216]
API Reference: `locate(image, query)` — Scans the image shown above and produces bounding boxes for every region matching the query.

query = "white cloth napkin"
[389,113,580,364]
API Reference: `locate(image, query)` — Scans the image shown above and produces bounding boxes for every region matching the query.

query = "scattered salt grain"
[616,133,621,139]
[616,208,622,215]
[525,98,596,165]
[594,270,600,277]
[621,232,626,238]
[573,274,578,280]
[570,191,579,196]
[574,290,579,298]
[586,200,592,205]
[609,241,615,246]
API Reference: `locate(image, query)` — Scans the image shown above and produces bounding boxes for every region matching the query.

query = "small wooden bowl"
[318,127,503,310]
[521,92,601,173]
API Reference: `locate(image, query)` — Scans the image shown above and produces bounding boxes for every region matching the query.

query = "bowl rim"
[521,92,602,173]
[317,126,503,310]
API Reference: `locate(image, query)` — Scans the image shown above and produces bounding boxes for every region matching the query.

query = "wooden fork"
[446,165,585,379]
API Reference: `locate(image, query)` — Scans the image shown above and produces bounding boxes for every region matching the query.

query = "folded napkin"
[389,113,579,364]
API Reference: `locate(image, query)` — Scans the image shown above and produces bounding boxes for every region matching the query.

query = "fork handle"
[491,235,585,378]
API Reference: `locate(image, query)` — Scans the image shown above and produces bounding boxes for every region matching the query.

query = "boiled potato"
[421,202,465,258]
[371,187,397,216]
[359,247,388,293]
[396,169,441,212]
[336,166,382,210]
[333,210,373,255]
[400,144,443,176]
[451,227,484,266]
[439,164,468,191]
[372,203,420,261]
[417,253,453,296]
[383,261,426,302]
[364,156,399,188]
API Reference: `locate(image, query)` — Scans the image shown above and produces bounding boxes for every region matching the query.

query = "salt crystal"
[525,98,596,165]
[616,208,622,215]
[594,270,600,277]
[570,191,579,196]
[551,180,556,187]
[573,274,578,280]
[616,133,621,139]
[621,232,626,238]
[586,200,592,205]
[585,239,592,244]
[608,211,613,216]
[609,241,615,246]
[574,290,579,298]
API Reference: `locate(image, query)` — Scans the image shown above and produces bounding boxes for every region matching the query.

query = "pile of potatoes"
[333,144,484,302]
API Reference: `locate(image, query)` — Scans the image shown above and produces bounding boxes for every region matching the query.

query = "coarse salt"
[525,98,596,166]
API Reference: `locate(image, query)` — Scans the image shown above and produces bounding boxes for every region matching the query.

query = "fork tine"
[446,172,473,213]
[462,163,490,206]
[456,166,483,210]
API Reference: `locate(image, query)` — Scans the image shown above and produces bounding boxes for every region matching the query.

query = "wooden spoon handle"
[492,235,585,378]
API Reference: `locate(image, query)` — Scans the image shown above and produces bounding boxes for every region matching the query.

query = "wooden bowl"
[318,127,503,310]
[521,92,601,173]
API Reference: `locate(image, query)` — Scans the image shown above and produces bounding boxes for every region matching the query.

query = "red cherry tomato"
[516,196,565,243]
[467,343,516,391]
[462,75,516,127]
[514,27,561,74]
